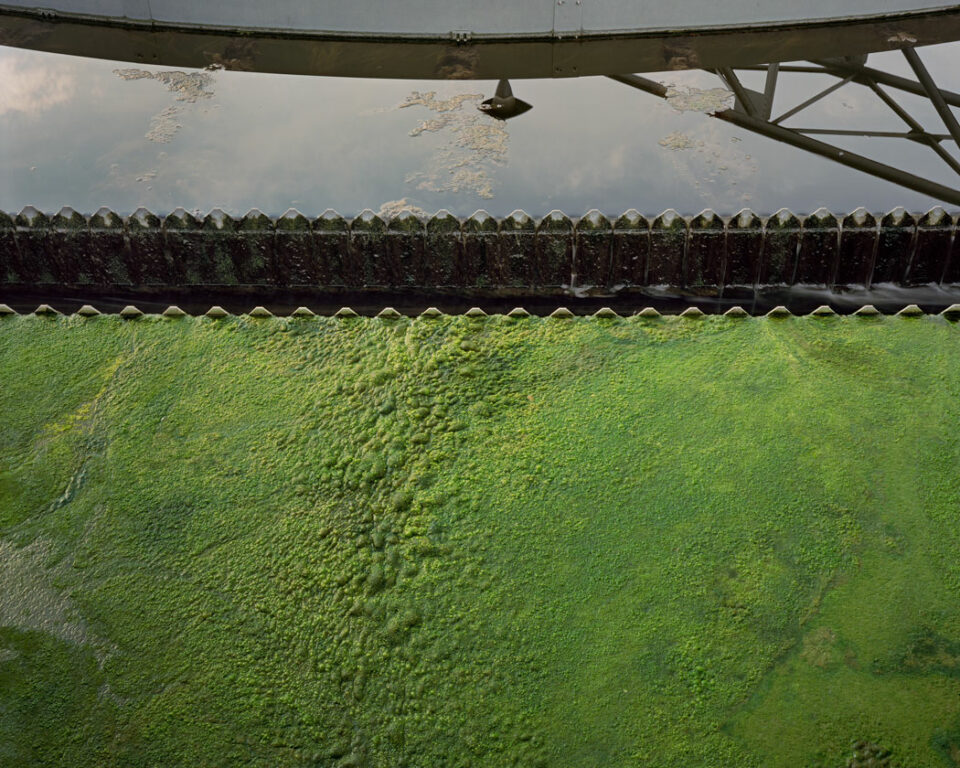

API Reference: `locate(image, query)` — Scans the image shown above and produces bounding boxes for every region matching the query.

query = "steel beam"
[813,58,960,108]
[902,46,960,147]
[607,73,960,206]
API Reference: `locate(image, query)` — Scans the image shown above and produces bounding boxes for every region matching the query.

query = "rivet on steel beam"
[76,304,101,317]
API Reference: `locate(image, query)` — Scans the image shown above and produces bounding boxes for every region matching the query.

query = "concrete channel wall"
[1,206,958,293]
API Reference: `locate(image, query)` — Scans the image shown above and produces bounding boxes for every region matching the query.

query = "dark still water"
[2,42,959,218]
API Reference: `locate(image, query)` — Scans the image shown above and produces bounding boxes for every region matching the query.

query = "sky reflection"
[1,43,958,217]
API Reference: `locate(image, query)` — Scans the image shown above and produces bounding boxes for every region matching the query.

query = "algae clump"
[0,314,959,766]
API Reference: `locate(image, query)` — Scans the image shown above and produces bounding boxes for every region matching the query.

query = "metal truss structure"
[609,46,960,206]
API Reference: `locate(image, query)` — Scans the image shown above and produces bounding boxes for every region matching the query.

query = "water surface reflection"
[1,43,959,216]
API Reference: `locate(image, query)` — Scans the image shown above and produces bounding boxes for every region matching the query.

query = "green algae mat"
[2,312,960,767]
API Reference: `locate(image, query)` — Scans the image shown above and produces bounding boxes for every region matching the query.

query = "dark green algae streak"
[1,313,960,767]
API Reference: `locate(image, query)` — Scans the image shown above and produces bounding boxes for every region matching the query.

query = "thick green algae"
[1,312,960,767]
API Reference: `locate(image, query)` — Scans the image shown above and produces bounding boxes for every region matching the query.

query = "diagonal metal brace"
[607,73,960,206]
[902,46,960,148]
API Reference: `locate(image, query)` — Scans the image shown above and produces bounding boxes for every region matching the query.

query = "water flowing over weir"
[2,206,959,315]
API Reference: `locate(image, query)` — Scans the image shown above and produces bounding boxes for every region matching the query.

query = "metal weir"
[2,206,958,295]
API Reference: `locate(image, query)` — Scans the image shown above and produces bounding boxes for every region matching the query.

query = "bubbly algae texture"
[1,312,960,767]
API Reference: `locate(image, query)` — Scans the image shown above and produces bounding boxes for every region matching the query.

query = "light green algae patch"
[1,314,959,767]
